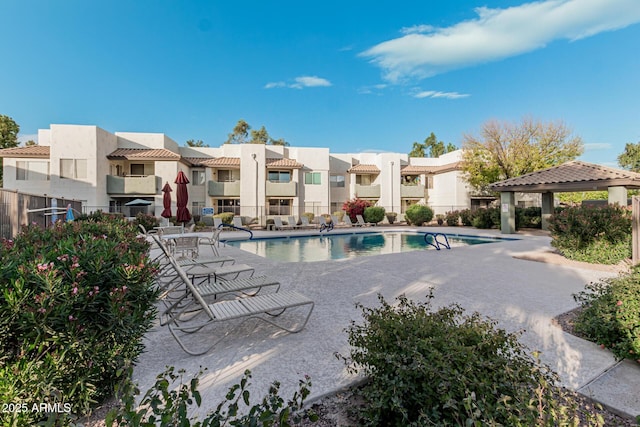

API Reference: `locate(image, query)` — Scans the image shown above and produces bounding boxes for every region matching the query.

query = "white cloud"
[413,90,469,99]
[362,0,640,83]
[400,24,435,35]
[265,75,332,89]
[584,142,612,151]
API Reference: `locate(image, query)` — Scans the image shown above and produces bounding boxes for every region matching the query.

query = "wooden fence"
[0,188,82,239]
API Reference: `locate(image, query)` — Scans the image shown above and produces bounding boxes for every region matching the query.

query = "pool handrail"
[423,232,451,250]
[218,222,254,240]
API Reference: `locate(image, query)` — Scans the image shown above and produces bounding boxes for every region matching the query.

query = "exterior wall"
[2,125,472,220]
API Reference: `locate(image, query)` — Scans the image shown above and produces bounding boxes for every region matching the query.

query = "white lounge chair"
[232,216,244,229]
[287,216,302,229]
[299,216,317,229]
[330,215,345,228]
[273,217,293,230]
[343,215,358,227]
[162,257,314,355]
[356,214,375,227]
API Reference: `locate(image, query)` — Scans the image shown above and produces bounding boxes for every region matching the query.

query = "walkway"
[134,227,639,420]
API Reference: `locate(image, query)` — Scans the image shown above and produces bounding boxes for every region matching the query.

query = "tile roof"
[182,157,215,167]
[490,160,640,192]
[207,157,241,168]
[265,158,303,169]
[347,164,380,174]
[107,148,181,160]
[401,162,461,175]
[0,145,50,158]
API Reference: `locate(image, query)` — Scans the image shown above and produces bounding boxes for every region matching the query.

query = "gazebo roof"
[489,160,640,192]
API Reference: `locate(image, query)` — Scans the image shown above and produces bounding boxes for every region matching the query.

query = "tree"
[185,139,209,147]
[0,115,20,186]
[461,118,583,193]
[225,119,251,144]
[249,126,270,144]
[408,132,456,158]
[617,142,640,172]
[24,140,37,146]
[269,137,290,146]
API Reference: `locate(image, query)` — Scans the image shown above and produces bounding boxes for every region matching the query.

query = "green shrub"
[364,206,386,224]
[459,208,474,226]
[339,292,605,426]
[548,205,631,264]
[444,210,460,226]
[332,211,345,222]
[515,206,542,229]
[214,212,234,225]
[342,198,372,222]
[107,366,317,427]
[573,268,640,362]
[0,216,159,425]
[471,207,500,229]
[404,204,434,226]
[134,212,159,232]
[385,212,397,224]
[301,212,315,223]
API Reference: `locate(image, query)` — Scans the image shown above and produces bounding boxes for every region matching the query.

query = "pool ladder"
[424,232,451,250]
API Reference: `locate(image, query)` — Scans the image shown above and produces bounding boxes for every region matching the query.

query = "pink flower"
[616,300,623,306]
[68,315,76,321]
[72,287,78,295]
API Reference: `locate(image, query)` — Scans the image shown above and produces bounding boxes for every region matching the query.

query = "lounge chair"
[287,216,302,229]
[273,217,293,230]
[330,215,345,228]
[172,235,199,259]
[299,216,317,229]
[162,257,314,355]
[356,214,375,227]
[343,215,358,227]
[232,216,244,229]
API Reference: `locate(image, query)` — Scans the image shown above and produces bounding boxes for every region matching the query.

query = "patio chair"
[162,257,314,355]
[330,215,345,228]
[157,225,184,236]
[287,216,302,229]
[343,215,359,227]
[299,216,317,229]
[273,217,293,231]
[172,235,199,259]
[233,216,244,229]
[356,214,375,227]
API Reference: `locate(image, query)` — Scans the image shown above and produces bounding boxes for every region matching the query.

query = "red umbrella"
[174,171,191,223]
[161,182,172,218]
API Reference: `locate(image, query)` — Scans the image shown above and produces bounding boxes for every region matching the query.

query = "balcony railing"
[355,184,380,198]
[208,181,240,197]
[401,184,426,198]
[266,181,297,197]
[107,175,160,195]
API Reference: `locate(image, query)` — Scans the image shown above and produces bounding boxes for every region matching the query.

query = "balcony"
[355,184,380,198]
[266,181,297,197]
[208,181,240,197]
[401,184,426,199]
[107,175,160,195]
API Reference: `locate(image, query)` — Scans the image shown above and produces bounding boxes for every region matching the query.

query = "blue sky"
[1,0,639,167]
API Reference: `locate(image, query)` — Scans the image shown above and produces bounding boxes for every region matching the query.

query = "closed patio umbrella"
[161,182,173,218]
[174,171,191,223]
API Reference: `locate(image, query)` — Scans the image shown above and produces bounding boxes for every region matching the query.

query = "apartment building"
[0,124,473,222]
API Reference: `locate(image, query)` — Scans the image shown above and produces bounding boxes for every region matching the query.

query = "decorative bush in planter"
[364,206,386,224]
[403,204,434,226]
[385,212,398,224]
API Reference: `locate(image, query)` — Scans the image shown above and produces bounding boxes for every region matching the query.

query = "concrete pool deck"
[135,226,640,420]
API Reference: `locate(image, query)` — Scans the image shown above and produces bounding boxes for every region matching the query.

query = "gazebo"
[489,160,640,234]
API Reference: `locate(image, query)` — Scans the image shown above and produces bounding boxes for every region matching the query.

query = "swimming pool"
[225,232,516,262]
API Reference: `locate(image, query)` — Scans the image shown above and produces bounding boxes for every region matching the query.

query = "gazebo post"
[541,192,554,231]
[500,191,516,234]
[608,186,627,206]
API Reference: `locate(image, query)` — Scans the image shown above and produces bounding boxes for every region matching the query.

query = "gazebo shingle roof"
[0,145,50,158]
[489,160,640,192]
[107,148,181,160]
[347,164,380,174]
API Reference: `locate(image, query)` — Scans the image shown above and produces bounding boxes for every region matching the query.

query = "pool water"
[225,232,513,262]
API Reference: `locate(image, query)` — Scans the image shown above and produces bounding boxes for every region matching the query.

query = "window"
[268,170,291,183]
[330,174,345,188]
[60,159,87,179]
[355,174,372,185]
[217,169,240,182]
[268,199,291,215]
[426,175,434,189]
[304,172,321,185]
[16,161,50,181]
[191,201,205,215]
[192,170,205,185]
[216,199,240,215]
[130,164,145,176]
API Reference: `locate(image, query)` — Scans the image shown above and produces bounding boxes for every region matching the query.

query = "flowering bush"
[548,205,631,264]
[134,212,159,232]
[573,267,640,362]
[0,214,159,425]
[342,198,372,222]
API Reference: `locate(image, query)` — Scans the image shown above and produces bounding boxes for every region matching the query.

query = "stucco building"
[0,124,473,222]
